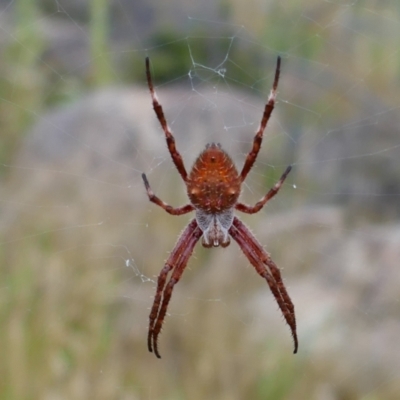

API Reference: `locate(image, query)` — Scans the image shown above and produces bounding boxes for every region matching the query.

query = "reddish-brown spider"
[142,56,297,358]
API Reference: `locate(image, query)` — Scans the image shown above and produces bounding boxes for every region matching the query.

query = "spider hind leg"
[147,219,202,358]
[229,216,298,353]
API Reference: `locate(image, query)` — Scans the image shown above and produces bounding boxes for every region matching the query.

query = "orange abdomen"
[187,143,241,213]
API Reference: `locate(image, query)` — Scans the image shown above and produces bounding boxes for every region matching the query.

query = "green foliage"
[89,0,113,86]
[0,0,116,168]
[0,0,44,166]
[256,348,300,399]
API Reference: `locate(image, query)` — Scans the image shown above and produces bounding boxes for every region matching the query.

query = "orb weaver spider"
[142,56,297,358]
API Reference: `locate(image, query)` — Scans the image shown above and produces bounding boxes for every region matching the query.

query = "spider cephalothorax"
[142,56,297,358]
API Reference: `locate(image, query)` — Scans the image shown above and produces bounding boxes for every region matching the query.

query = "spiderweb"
[1,1,400,399]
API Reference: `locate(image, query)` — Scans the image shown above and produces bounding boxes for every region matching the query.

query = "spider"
[142,56,297,358]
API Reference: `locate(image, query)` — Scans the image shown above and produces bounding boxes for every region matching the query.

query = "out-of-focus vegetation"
[1,0,400,399]
[0,0,43,164]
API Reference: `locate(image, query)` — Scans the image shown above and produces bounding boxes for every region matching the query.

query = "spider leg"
[142,173,194,215]
[229,216,298,353]
[235,165,292,214]
[147,219,199,346]
[145,57,188,181]
[148,219,202,358]
[240,56,281,182]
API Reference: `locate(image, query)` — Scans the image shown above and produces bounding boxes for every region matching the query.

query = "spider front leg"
[142,173,194,215]
[148,219,202,358]
[240,56,281,182]
[235,165,292,214]
[229,216,298,353]
[145,57,188,181]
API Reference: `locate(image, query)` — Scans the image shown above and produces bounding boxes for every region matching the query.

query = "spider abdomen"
[187,143,241,213]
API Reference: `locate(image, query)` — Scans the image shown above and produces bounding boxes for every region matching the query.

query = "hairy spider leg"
[146,57,188,181]
[240,56,281,182]
[142,173,194,215]
[148,219,202,358]
[235,165,292,214]
[229,217,298,353]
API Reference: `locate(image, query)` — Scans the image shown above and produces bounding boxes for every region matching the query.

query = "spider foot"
[283,307,298,354]
[148,327,163,358]
[293,335,298,354]
[147,331,153,353]
[153,343,162,359]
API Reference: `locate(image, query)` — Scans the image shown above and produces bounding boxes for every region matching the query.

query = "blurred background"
[1,0,400,399]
